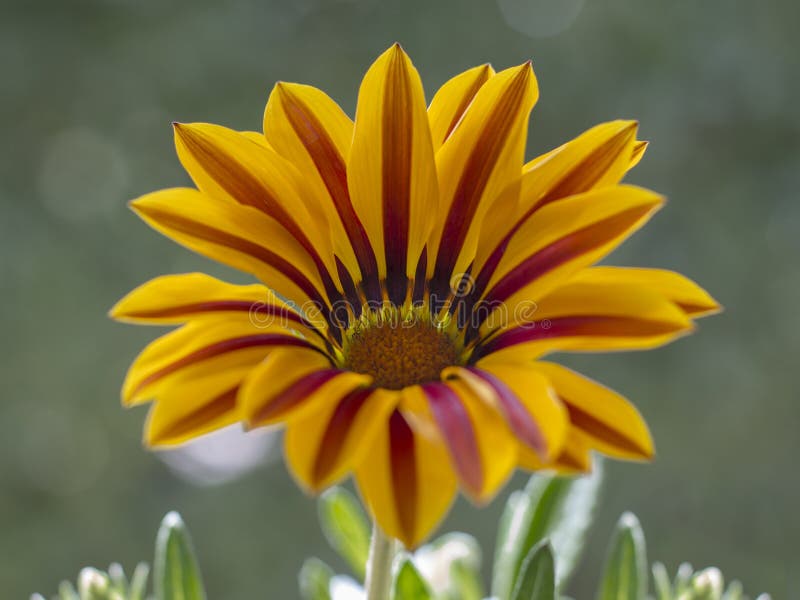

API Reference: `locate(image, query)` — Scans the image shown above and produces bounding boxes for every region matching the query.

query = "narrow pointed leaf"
[58,581,80,600]
[651,562,672,600]
[511,541,555,600]
[492,490,532,599]
[129,563,150,600]
[493,465,603,599]
[298,558,334,600]
[597,512,647,600]
[107,563,128,594]
[674,563,694,596]
[318,487,371,579]
[722,580,744,600]
[154,512,206,600]
[393,558,433,600]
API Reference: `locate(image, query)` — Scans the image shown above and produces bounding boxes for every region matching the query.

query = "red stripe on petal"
[532,123,637,211]
[441,65,492,144]
[312,388,372,486]
[137,206,327,307]
[174,124,339,288]
[132,334,315,400]
[561,396,652,457]
[276,85,381,297]
[123,300,308,327]
[477,315,682,357]
[433,66,531,286]
[174,124,285,217]
[483,206,655,308]
[422,382,483,496]
[558,446,590,472]
[389,410,418,541]
[382,53,414,304]
[250,368,340,426]
[151,386,239,444]
[466,367,547,458]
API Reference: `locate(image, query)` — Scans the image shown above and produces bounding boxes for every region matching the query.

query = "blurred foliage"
[1,0,798,597]
[32,512,204,600]
[299,475,769,599]
[32,486,768,600]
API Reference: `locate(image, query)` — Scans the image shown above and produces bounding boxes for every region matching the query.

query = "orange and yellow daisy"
[112,44,718,548]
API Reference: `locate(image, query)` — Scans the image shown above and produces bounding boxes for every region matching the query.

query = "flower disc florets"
[341,305,464,390]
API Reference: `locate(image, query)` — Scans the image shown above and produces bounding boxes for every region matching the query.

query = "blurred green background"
[1,0,798,597]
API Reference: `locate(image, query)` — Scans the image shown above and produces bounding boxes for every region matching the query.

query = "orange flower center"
[341,309,461,390]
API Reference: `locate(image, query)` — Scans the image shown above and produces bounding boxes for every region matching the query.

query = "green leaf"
[492,465,604,599]
[58,580,80,600]
[298,558,334,600]
[651,562,672,600]
[510,541,555,600]
[449,559,484,600]
[493,490,530,599]
[129,563,150,600]
[673,563,694,596]
[154,512,206,600]
[392,558,432,600]
[318,487,371,579]
[722,580,744,600]
[107,563,128,594]
[596,512,647,600]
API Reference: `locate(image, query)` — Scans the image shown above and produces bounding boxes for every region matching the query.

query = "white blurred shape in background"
[330,575,365,600]
[156,424,279,486]
[496,0,585,38]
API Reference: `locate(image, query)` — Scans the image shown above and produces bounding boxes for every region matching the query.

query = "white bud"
[78,568,109,598]
[692,567,724,599]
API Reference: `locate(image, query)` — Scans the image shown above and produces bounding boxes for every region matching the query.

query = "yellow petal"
[130,188,330,311]
[518,120,639,214]
[239,346,369,428]
[428,64,494,150]
[145,365,249,447]
[109,273,320,336]
[442,366,546,459]
[518,428,593,474]
[473,120,640,277]
[284,388,399,492]
[466,358,569,462]
[173,123,341,292]
[477,185,665,330]
[263,83,371,284]
[239,130,274,150]
[572,267,721,317]
[477,275,693,358]
[433,380,517,502]
[347,44,439,298]
[629,140,648,170]
[354,397,458,549]
[532,361,654,460]
[429,62,538,286]
[122,319,319,406]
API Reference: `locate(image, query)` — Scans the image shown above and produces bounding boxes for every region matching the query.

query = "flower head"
[112,44,718,548]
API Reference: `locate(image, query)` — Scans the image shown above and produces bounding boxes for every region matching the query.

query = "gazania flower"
[112,44,718,548]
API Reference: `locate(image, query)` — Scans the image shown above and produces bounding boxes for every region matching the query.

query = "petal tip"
[107,301,122,320]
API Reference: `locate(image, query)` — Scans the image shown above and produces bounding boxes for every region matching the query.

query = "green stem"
[364,521,396,600]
